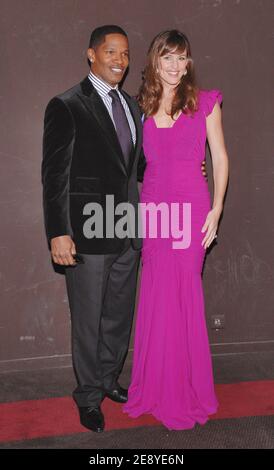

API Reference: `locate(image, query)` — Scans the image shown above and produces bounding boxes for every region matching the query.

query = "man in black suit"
[42,25,146,433]
[42,25,207,433]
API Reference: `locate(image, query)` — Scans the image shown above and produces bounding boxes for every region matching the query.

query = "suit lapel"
[77,77,127,175]
[77,77,142,177]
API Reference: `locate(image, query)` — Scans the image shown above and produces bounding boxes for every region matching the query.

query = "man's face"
[88,33,129,87]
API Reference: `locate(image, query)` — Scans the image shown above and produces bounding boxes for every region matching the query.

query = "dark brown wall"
[0,0,273,371]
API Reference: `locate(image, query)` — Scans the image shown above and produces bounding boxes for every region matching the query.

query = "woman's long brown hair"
[138,30,199,119]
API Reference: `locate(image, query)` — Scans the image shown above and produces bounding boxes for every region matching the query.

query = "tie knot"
[109,89,120,101]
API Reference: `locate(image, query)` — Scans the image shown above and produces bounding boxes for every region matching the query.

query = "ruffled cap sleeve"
[201,89,223,117]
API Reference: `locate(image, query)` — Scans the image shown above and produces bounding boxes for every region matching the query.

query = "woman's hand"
[201,159,207,180]
[201,206,222,249]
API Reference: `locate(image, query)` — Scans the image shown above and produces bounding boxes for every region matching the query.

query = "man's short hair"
[89,25,128,49]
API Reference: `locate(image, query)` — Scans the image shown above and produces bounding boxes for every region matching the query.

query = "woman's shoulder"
[198,88,223,117]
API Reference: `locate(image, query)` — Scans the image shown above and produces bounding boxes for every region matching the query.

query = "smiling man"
[88,30,129,85]
[42,25,146,433]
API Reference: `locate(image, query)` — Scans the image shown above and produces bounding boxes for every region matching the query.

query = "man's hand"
[50,235,76,266]
[201,159,207,180]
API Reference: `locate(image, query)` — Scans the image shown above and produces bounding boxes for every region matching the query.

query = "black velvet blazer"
[42,76,146,254]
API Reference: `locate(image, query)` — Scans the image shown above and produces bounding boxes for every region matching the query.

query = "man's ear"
[87,48,95,63]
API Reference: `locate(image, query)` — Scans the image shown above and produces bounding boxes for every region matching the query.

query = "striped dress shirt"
[88,71,136,145]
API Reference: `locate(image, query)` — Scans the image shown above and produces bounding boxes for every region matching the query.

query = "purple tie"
[109,89,133,168]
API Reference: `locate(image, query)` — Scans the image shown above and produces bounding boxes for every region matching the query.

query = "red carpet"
[1,380,274,443]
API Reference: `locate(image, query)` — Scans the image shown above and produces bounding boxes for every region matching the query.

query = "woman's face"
[157,49,188,86]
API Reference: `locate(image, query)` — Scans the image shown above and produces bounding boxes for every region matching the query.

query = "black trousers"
[65,240,140,407]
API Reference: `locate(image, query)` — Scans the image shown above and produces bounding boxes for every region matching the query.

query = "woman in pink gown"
[123,30,229,430]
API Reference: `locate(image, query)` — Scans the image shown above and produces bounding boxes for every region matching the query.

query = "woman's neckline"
[151,111,184,129]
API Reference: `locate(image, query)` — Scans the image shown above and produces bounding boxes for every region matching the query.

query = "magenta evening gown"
[123,90,223,430]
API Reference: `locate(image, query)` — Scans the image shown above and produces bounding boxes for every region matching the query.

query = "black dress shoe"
[105,384,128,403]
[79,406,105,432]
